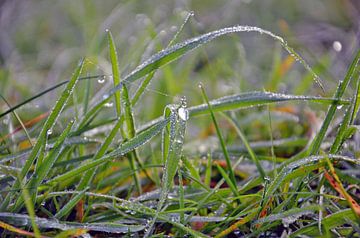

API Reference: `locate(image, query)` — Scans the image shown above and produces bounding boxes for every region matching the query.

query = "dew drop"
[98,75,106,84]
[332,41,342,52]
[337,104,343,109]
[178,107,189,121]
[47,129,52,135]
[104,102,114,107]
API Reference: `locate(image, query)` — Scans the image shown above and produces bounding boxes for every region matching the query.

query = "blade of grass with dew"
[107,29,122,117]
[330,67,360,153]
[76,118,123,192]
[199,83,237,193]
[138,92,349,133]
[223,112,266,181]
[108,29,143,193]
[0,59,84,212]
[189,91,348,117]
[109,25,323,96]
[13,119,75,211]
[0,220,44,238]
[46,118,169,185]
[144,103,188,237]
[306,50,360,156]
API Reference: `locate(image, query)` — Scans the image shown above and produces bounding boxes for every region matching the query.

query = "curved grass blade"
[1,59,84,212]
[138,92,349,132]
[108,25,323,97]
[0,75,102,119]
[189,91,349,117]
[46,118,169,184]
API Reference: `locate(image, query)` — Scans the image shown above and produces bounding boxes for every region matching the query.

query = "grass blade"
[307,50,360,156]
[46,118,169,184]
[1,59,84,211]
[145,103,188,237]
[107,29,122,117]
[199,83,237,193]
[223,112,266,181]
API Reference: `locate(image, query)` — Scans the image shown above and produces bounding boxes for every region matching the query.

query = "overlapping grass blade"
[199,83,237,191]
[223,112,266,181]
[46,118,169,184]
[145,104,188,237]
[12,119,75,211]
[0,59,84,211]
[307,50,360,156]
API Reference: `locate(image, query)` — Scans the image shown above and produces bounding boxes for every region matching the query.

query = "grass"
[0,9,360,237]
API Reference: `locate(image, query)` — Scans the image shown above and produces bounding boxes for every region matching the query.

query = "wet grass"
[0,11,360,238]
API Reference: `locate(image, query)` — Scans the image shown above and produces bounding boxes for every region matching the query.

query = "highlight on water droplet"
[332,41,342,52]
[98,75,106,84]
[178,107,189,121]
[336,104,343,109]
[47,129,53,135]
[104,102,114,108]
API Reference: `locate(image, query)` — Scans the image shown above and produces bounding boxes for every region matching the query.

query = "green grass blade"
[223,112,266,181]
[189,91,349,117]
[290,209,356,237]
[307,49,360,156]
[46,118,169,184]
[77,118,123,191]
[145,103,188,237]
[109,25,322,97]
[107,29,122,117]
[199,83,237,193]
[1,59,84,211]
[54,188,88,220]
[12,119,75,211]
[216,164,239,197]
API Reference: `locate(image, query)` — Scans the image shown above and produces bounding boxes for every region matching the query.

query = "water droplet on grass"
[98,76,106,84]
[104,102,114,107]
[47,129,52,135]
[337,104,343,109]
[178,107,189,121]
[333,41,342,52]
